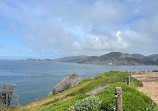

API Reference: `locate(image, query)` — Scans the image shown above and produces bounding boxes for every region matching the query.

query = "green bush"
[130,76,143,87]
[72,96,102,111]
[152,70,158,72]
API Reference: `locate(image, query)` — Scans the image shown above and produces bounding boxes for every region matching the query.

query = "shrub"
[130,76,143,87]
[44,94,89,111]
[72,96,102,111]
[152,70,158,72]
[49,73,80,96]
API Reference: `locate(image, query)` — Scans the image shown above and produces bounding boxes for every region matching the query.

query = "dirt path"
[132,72,158,105]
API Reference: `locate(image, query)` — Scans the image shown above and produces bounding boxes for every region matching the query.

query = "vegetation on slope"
[152,70,158,72]
[7,71,157,111]
[20,52,158,65]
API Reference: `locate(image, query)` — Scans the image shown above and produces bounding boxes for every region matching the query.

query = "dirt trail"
[132,72,158,105]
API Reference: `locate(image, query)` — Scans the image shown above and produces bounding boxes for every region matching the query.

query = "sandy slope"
[132,72,158,105]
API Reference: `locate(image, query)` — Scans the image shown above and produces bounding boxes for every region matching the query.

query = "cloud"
[133,14,158,38]
[0,0,158,57]
[23,18,72,53]
[69,31,129,55]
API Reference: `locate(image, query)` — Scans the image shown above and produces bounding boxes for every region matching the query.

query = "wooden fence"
[112,72,131,111]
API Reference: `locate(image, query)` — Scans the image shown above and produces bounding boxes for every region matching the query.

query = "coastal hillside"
[54,52,158,65]
[21,52,158,65]
[7,71,158,111]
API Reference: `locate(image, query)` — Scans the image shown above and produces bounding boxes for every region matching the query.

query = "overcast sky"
[0,0,158,59]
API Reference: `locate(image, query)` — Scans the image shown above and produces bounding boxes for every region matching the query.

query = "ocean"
[0,60,157,105]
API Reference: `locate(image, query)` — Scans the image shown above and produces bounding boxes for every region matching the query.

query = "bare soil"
[132,72,158,105]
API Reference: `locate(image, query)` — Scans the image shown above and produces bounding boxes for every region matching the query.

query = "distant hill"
[18,52,158,65]
[52,55,91,63]
[51,52,158,65]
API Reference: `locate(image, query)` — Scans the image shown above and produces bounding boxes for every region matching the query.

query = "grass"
[6,71,158,111]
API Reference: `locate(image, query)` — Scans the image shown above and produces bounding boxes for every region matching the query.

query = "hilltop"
[7,71,158,111]
[20,52,158,65]
[53,52,158,65]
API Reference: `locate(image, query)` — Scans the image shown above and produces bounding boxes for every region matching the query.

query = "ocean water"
[0,60,158,105]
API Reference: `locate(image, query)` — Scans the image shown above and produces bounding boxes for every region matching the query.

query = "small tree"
[0,83,16,109]
[71,96,102,111]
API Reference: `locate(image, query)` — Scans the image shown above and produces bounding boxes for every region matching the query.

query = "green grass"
[7,71,158,111]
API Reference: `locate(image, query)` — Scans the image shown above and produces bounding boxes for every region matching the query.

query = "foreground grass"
[7,71,158,111]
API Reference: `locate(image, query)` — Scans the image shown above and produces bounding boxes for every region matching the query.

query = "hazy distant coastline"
[17,52,158,65]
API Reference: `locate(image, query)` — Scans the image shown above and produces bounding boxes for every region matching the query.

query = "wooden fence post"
[2,84,7,106]
[127,76,130,86]
[128,71,131,76]
[135,65,137,74]
[115,87,123,111]
[144,70,146,74]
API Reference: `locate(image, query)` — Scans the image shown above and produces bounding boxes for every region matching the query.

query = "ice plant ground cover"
[5,71,158,111]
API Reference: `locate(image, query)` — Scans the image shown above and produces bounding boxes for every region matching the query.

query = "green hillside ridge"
[6,71,158,111]
[19,52,158,65]
[76,52,158,65]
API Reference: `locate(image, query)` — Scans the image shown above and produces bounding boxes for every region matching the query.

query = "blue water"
[0,60,158,105]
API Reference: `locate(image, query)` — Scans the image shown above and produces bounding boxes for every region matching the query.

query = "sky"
[0,0,158,59]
